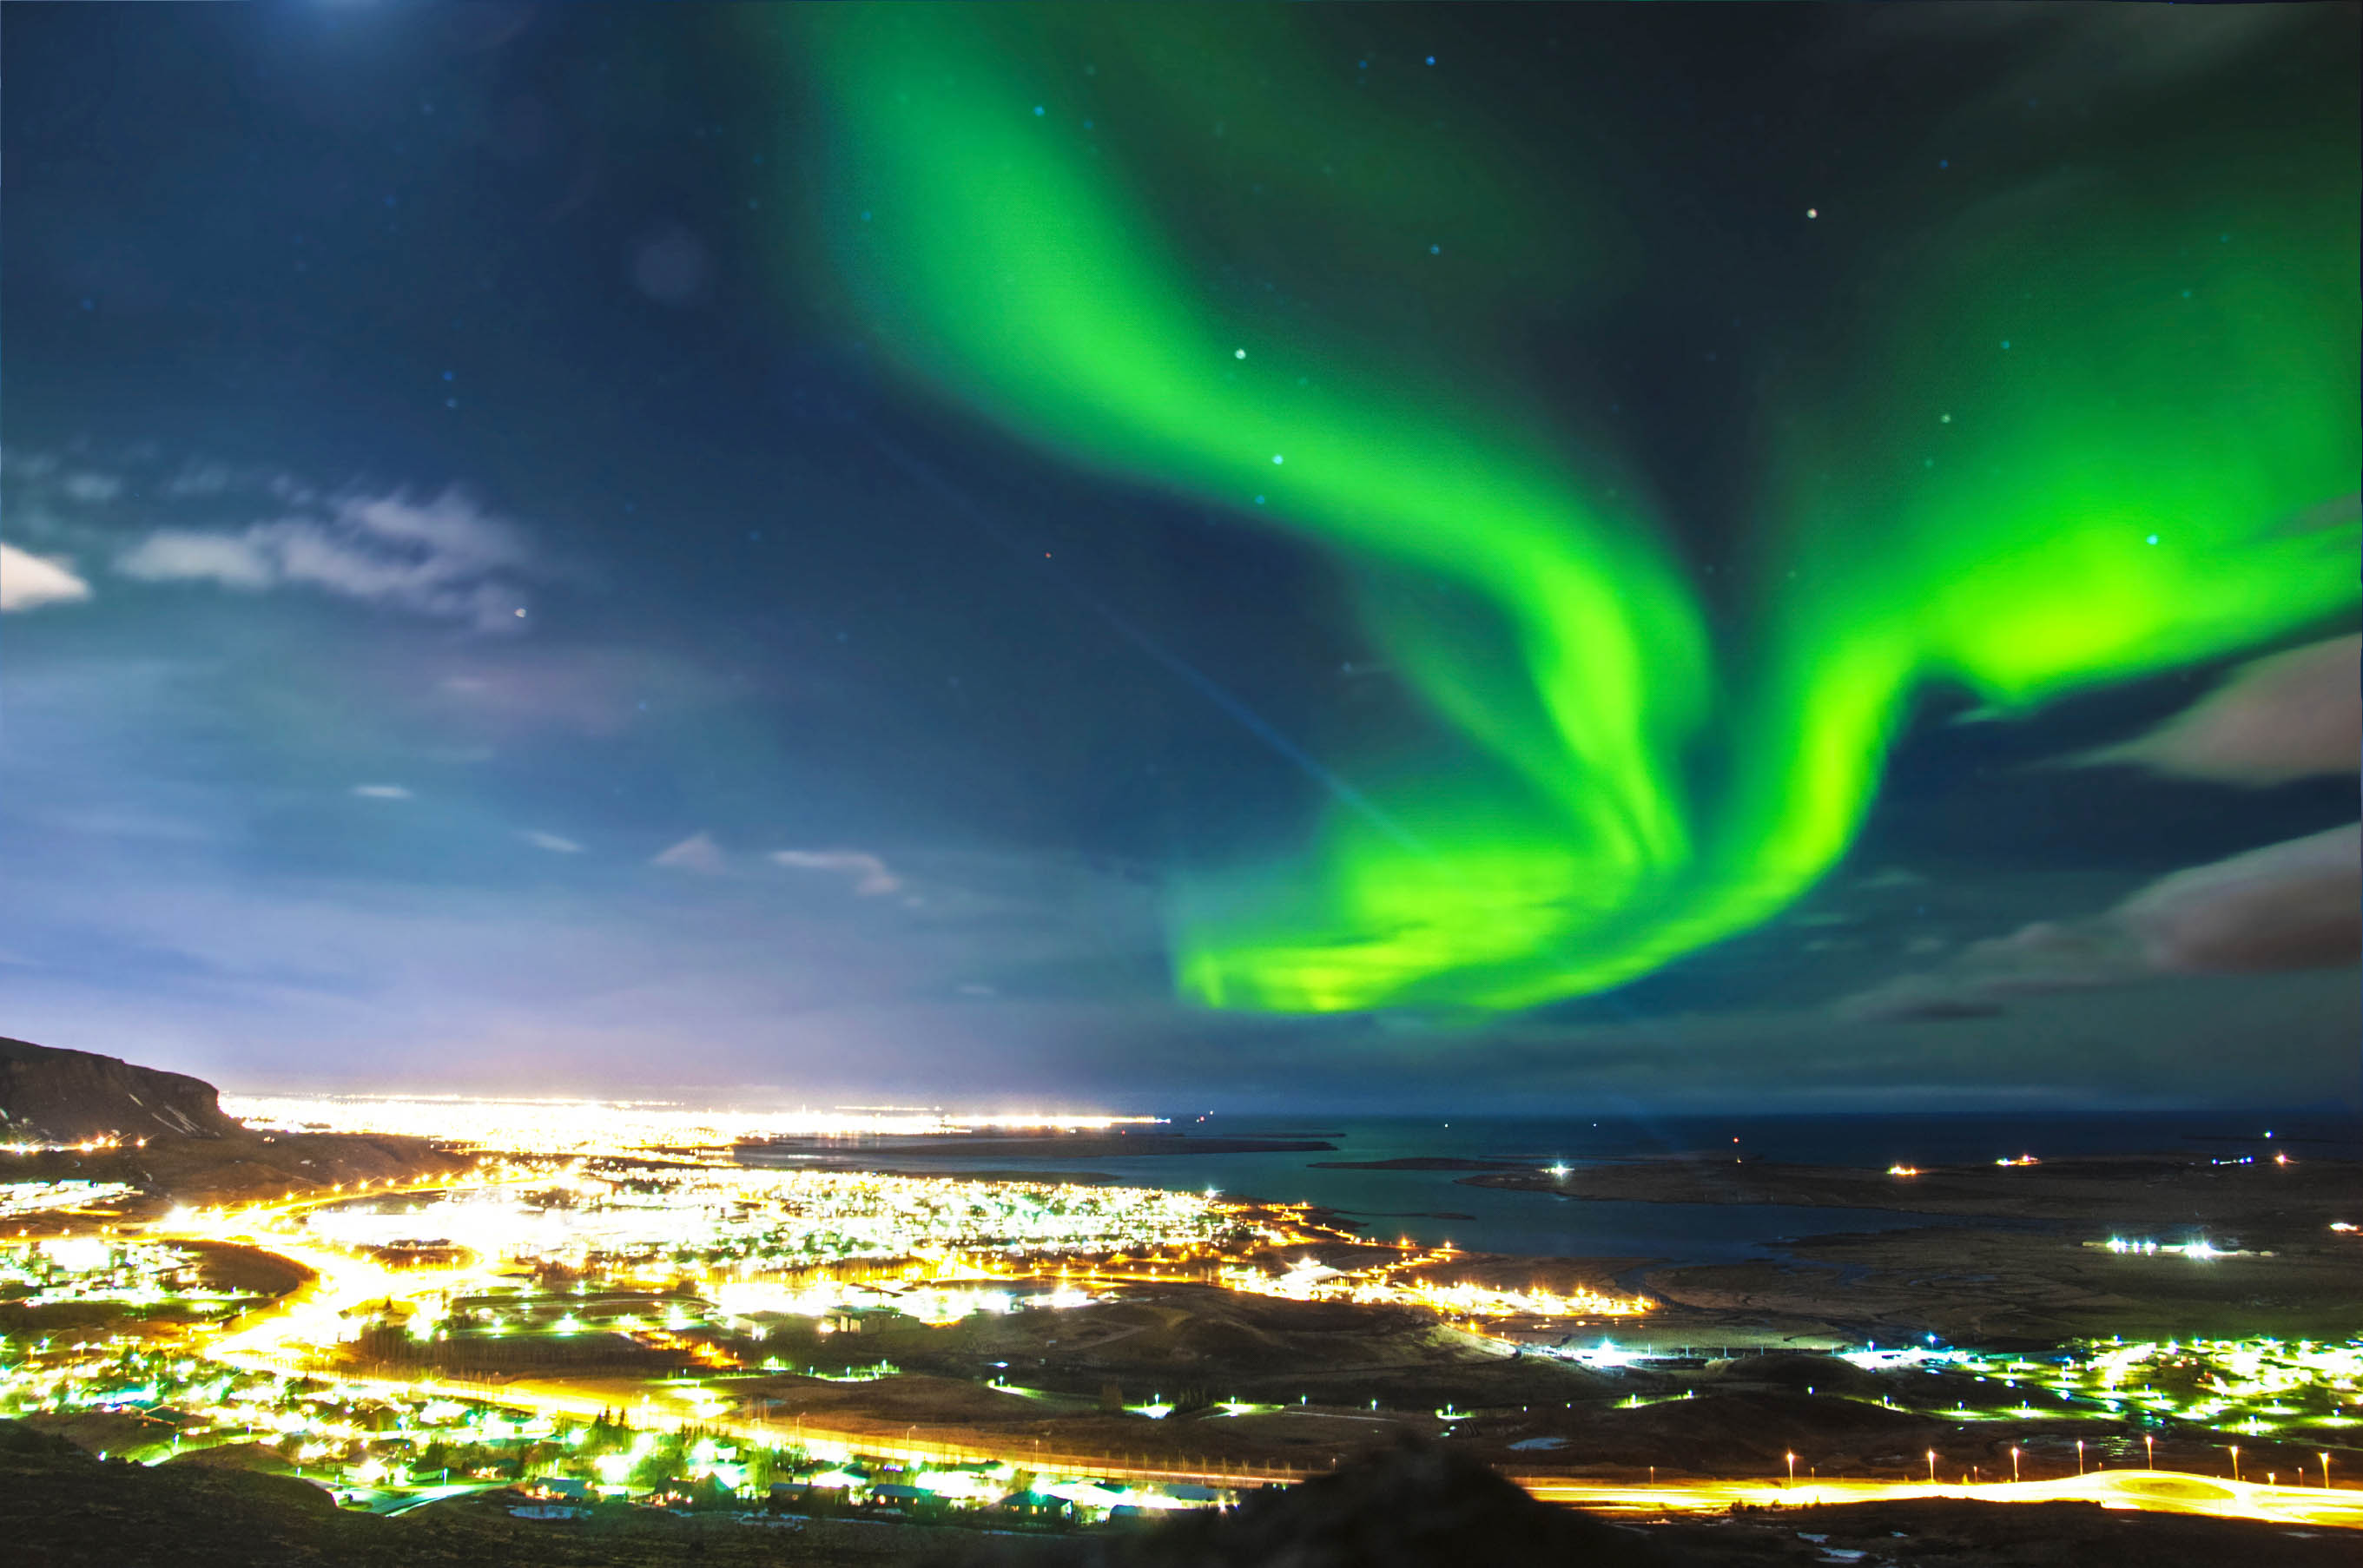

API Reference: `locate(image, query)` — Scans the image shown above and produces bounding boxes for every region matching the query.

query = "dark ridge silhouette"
[0,1035,244,1144]
[1,1034,468,1202]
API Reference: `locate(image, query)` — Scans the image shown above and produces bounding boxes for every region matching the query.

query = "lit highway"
[1523,1471,2363,1532]
[161,1172,542,1369]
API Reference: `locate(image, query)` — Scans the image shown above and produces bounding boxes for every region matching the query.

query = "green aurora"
[757,9,2360,1016]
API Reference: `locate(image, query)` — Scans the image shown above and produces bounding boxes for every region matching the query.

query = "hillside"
[1,1035,469,1202]
[0,1035,244,1145]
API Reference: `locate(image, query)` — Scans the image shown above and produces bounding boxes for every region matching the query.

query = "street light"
[1925,1450,1937,1486]
[2144,1434,2154,1470]
[2076,1439,2084,1475]
[2321,1452,2333,1490]
[1785,1452,1797,1487]
[2229,1445,2240,1483]
[2010,1447,2021,1484]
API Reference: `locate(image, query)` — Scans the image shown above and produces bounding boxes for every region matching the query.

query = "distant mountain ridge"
[0,1036,245,1145]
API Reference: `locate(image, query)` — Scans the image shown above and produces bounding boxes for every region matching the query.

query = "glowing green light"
[762,10,2360,1012]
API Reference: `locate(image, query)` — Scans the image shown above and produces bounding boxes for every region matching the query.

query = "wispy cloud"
[772,849,901,896]
[521,830,584,854]
[1851,637,2363,1024]
[164,461,235,497]
[425,646,736,739]
[1839,825,2361,1023]
[118,531,277,590]
[61,471,125,504]
[60,471,124,503]
[0,543,93,613]
[351,784,413,800]
[2071,634,2361,787]
[651,832,725,873]
[116,486,537,632]
[2121,823,2360,972]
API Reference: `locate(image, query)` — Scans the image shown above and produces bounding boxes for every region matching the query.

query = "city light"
[9,1097,2358,1537]
[1,1180,141,1220]
[222,1094,1165,1156]
[2093,1237,2262,1261]
[1218,1251,1650,1325]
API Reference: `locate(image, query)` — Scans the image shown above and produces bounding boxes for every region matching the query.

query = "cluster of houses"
[766,1459,1229,1526]
[510,1463,1231,1528]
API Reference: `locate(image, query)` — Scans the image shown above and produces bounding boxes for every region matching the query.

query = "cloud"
[521,830,584,854]
[651,832,725,873]
[771,849,901,896]
[116,486,535,631]
[0,543,93,612]
[423,646,740,738]
[1839,825,2360,1021]
[1833,4,2318,117]
[1845,992,2005,1023]
[1861,628,2363,1021]
[1838,919,2145,1022]
[351,784,413,800]
[2119,824,2361,972]
[61,471,125,504]
[118,531,277,590]
[2072,634,2360,787]
[164,462,235,497]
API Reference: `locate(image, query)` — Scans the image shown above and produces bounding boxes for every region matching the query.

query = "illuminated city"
[224,1096,1165,1157]
[7,1092,2361,1551]
[5,1126,1686,1527]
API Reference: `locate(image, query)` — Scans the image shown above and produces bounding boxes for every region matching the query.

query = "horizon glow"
[763,10,2359,1015]
[223,1094,1163,1154]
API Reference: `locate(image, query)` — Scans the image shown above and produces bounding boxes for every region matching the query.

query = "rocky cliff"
[0,1037,246,1145]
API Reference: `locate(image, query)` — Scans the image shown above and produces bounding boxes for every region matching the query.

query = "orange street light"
[2229,1445,2241,1483]
[2144,1434,2155,1469]
[1785,1452,1797,1487]
[2321,1452,2333,1489]
[2010,1446,2021,1484]
[1926,1450,1937,1485]
[2076,1439,2084,1475]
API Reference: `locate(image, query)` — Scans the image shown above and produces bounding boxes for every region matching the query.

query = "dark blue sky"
[3,3,2354,1110]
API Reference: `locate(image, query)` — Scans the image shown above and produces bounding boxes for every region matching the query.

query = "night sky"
[4,3,2356,1111]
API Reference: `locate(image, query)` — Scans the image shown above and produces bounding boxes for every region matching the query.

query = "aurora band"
[759,9,2360,1014]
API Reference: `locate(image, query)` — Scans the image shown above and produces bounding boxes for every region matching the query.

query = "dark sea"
[823,1110,2363,1265]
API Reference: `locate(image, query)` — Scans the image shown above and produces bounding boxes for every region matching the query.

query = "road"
[1523,1470,2363,1532]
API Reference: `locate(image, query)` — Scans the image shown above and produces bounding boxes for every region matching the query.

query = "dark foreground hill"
[6,1420,2354,1568]
[941,1437,1673,1566]
[0,1035,244,1144]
